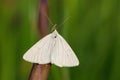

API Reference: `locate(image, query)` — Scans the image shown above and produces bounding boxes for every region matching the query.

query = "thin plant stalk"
[28,0,51,80]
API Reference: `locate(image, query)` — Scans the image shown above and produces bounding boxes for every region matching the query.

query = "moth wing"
[23,33,53,64]
[51,33,79,67]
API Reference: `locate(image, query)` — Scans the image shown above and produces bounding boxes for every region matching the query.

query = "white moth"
[23,29,79,67]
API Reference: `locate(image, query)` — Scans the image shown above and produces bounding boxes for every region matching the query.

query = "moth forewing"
[51,31,79,67]
[23,33,53,64]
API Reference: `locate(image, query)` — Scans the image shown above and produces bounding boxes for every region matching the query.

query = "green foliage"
[0,0,120,80]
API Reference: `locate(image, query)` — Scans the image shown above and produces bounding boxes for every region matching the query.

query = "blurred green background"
[0,0,120,80]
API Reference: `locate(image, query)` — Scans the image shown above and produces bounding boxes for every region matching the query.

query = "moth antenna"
[58,16,70,27]
[41,11,57,33]
[41,11,54,26]
[45,14,54,26]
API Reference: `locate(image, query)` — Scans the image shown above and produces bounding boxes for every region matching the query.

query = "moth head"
[51,24,57,32]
